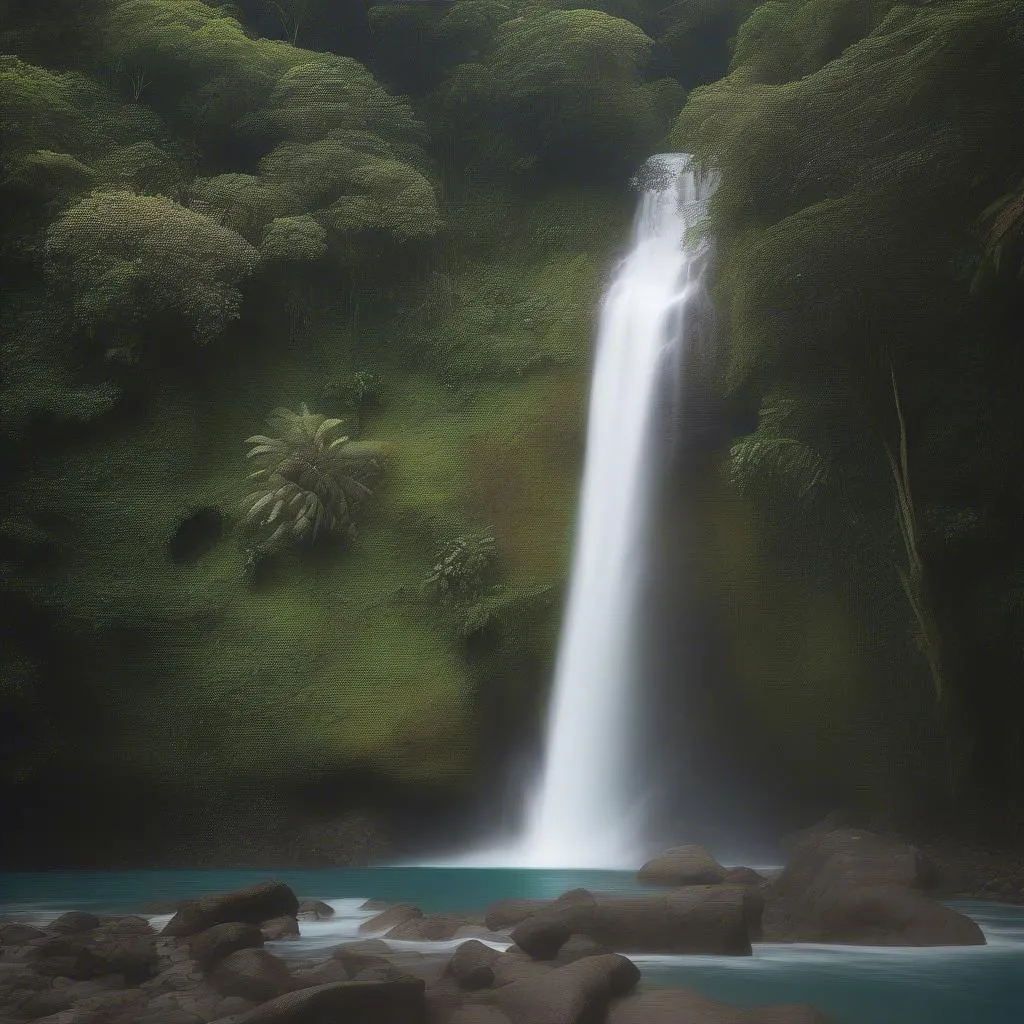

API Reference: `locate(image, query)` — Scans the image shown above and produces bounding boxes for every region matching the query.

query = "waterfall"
[423,154,715,871]
[513,153,714,868]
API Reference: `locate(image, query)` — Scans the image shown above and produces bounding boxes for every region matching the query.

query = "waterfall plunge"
[513,154,714,868]
[428,155,714,871]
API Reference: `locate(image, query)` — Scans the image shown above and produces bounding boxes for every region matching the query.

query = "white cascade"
[422,153,715,871]
[513,153,715,868]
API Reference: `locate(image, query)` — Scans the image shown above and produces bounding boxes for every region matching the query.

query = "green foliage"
[45,189,260,348]
[242,404,382,548]
[425,527,497,599]
[191,173,300,241]
[436,7,668,176]
[259,213,328,263]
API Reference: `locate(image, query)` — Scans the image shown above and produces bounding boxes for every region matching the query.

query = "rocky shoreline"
[0,824,1007,1024]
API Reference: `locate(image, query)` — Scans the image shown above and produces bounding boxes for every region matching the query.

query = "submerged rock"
[607,988,834,1023]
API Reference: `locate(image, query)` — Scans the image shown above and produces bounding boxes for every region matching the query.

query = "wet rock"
[50,914,102,936]
[329,939,393,972]
[95,917,155,937]
[258,918,298,942]
[489,947,557,988]
[162,883,298,939]
[764,828,982,946]
[509,916,571,961]
[0,925,46,947]
[358,904,422,935]
[638,844,728,887]
[448,941,500,989]
[487,953,640,1024]
[482,901,548,932]
[295,901,334,922]
[607,988,834,1023]
[91,937,159,983]
[207,948,292,1003]
[290,959,351,989]
[215,996,258,1018]
[723,867,769,888]
[385,915,467,941]
[188,924,265,972]
[142,961,206,994]
[206,979,426,1024]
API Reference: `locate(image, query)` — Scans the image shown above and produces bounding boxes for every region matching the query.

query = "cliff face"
[3,0,1023,866]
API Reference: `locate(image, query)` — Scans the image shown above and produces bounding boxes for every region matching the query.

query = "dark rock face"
[50,912,102,935]
[638,844,728,887]
[210,979,427,1024]
[482,900,548,932]
[259,917,299,941]
[448,941,500,990]
[509,916,571,960]
[764,829,983,946]
[359,903,423,935]
[162,882,299,938]
[607,989,834,1023]
[386,915,470,942]
[0,923,46,945]
[486,953,640,1024]
[207,948,293,1002]
[187,923,265,971]
[723,867,769,888]
[296,900,335,921]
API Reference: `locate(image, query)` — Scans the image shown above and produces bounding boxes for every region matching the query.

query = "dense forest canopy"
[1,0,1022,861]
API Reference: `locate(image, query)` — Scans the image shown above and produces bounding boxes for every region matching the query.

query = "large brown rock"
[188,923,265,972]
[482,901,548,932]
[764,828,982,946]
[50,913,102,935]
[386,915,468,941]
[359,904,423,935]
[209,979,426,1024]
[509,916,571,961]
[162,883,299,939]
[448,941,500,990]
[486,954,640,1024]
[259,918,299,941]
[607,989,833,1024]
[638,845,728,887]
[207,948,293,1002]
[296,901,334,921]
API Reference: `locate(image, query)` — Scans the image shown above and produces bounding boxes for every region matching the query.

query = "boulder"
[208,979,426,1024]
[96,916,155,936]
[607,989,834,1024]
[359,904,423,935]
[0,924,46,946]
[448,1008,513,1024]
[764,828,982,946]
[386,915,467,941]
[329,939,394,972]
[291,959,351,989]
[162,883,299,939]
[482,901,548,932]
[207,948,293,1002]
[448,941,500,989]
[296,901,334,921]
[90,936,159,983]
[50,913,102,935]
[509,916,571,961]
[638,845,728,887]
[723,867,769,888]
[586,888,750,955]
[259,917,299,941]
[489,947,556,989]
[188,924,265,972]
[487,953,640,1024]
[764,883,985,946]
